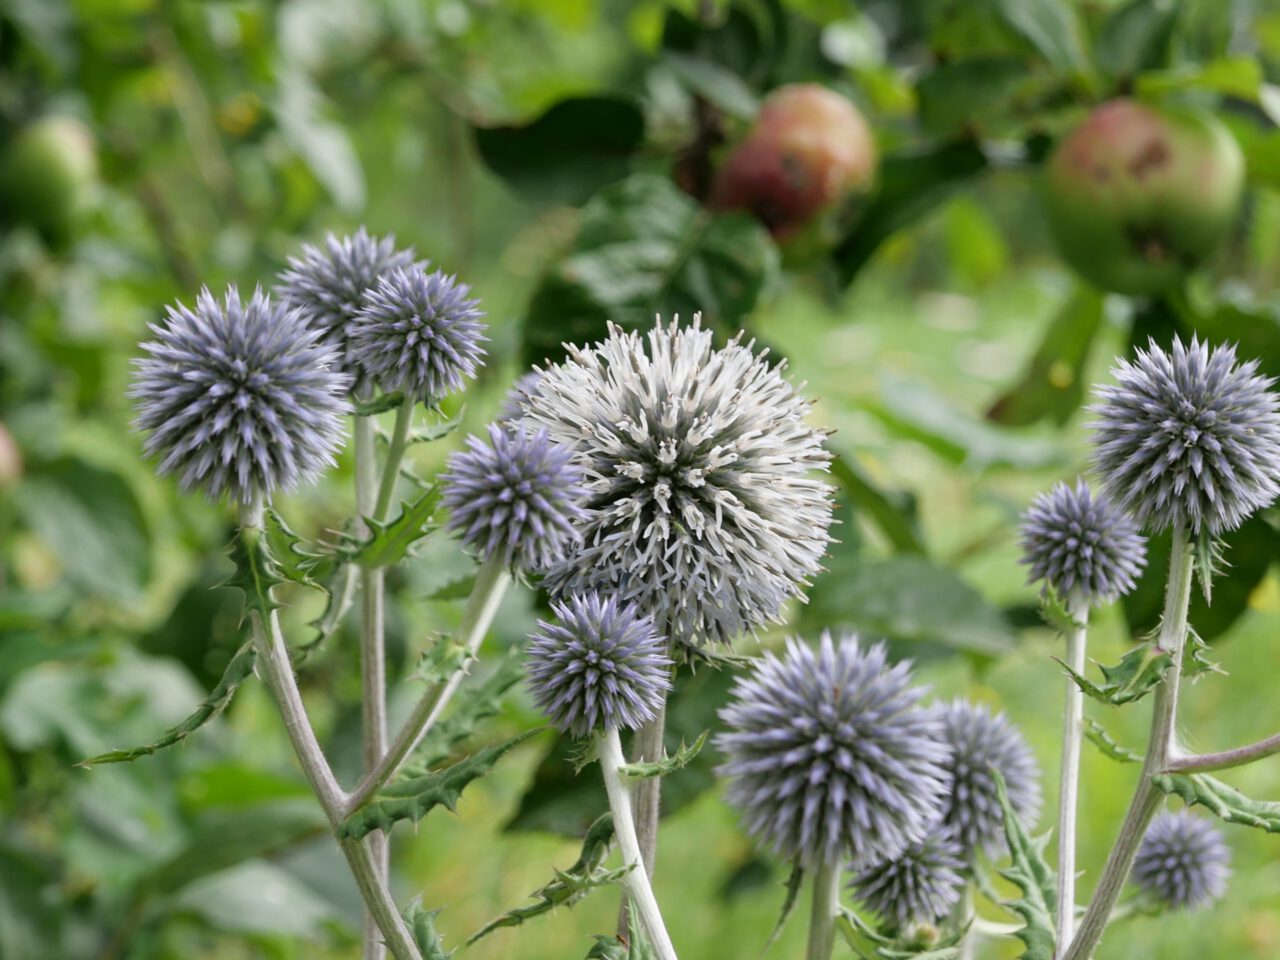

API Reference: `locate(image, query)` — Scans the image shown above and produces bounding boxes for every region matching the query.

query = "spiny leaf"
[620,731,708,780]
[337,728,545,840]
[296,561,357,664]
[351,486,442,568]
[1039,584,1083,636]
[223,525,284,620]
[404,653,526,775]
[412,636,473,686]
[1083,717,1141,765]
[79,642,257,765]
[1194,530,1227,605]
[410,410,464,445]
[467,813,622,944]
[585,908,658,959]
[1058,644,1172,706]
[1182,625,1226,681]
[403,899,453,959]
[837,905,964,959]
[1152,773,1280,832]
[424,572,478,601]
[354,391,405,416]
[994,768,1058,960]
[759,863,804,957]
[264,509,334,585]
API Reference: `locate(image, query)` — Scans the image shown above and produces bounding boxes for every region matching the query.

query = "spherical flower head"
[521,316,834,649]
[276,227,420,374]
[935,700,1041,859]
[526,593,672,737]
[1090,336,1280,535]
[715,634,950,869]
[1133,810,1231,911]
[848,825,968,930]
[498,371,543,423]
[1020,479,1147,605]
[349,266,487,403]
[130,285,351,504]
[440,424,587,573]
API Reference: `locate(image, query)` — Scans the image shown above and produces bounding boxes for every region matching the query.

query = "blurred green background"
[3,1,1280,958]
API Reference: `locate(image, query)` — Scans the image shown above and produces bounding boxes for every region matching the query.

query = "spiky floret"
[1020,479,1147,604]
[498,371,543,423]
[520,317,834,649]
[349,266,487,403]
[275,227,420,374]
[1133,810,1231,911]
[526,593,672,737]
[1090,336,1280,534]
[715,634,950,869]
[440,424,587,573]
[934,700,1041,859]
[131,285,350,504]
[848,825,968,930]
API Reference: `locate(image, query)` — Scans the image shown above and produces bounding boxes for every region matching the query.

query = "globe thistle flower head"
[497,371,543,423]
[276,228,420,373]
[715,634,950,869]
[349,266,487,403]
[1019,479,1147,605]
[935,700,1041,859]
[526,593,672,737]
[1090,336,1280,534]
[130,285,351,504]
[1133,810,1231,911]
[848,825,968,930]
[440,424,587,573]
[521,316,834,649]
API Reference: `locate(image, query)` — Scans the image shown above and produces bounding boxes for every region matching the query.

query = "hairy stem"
[1055,595,1090,955]
[805,862,839,960]
[599,727,680,960]
[1062,525,1193,960]
[347,556,511,811]
[1166,731,1280,773]
[618,687,667,936]
[374,402,414,521]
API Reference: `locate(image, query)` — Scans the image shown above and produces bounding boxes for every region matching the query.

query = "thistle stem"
[346,555,511,812]
[805,862,839,960]
[1062,525,1194,960]
[1165,731,1280,773]
[374,401,414,521]
[619,687,667,936]
[598,727,680,960]
[1055,594,1090,955]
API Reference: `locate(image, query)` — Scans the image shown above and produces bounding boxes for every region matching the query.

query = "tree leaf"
[1058,644,1173,706]
[916,57,1034,139]
[1152,773,1280,832]
[1083,717,1142,765]
[994,769,1058,960]
[663,51,759,119]
[404,900,453,959]
[79,641,256,766]
[992,0,1089,75]
[620,730,708,780]
[1094,0,1181,79]
[274,69,365,211]
[829,451,925,555]
[338,729,545,840]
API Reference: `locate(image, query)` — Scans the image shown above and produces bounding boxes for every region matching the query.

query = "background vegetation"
[2,1,1279,958]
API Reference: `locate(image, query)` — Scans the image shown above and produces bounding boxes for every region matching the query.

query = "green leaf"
[353,391,406,416]
[170,859,340,939]
[620,730,708,780]
[223,525,284,621]
[1083,717,1142,765]
[663,51,759,119]
[274,69,365,211]
[79,641,257,766]
[994,769,1058,960]
[410,410,464,445]
[404,900,453,959]
[1136,56,1263,101]
[1059,644,1173,706]
[1193,530,1225,606]
[338,728,545,840]
[475,97,646,208]
[1094,0,1180,79]
[992,0,1088,74]
[521,174,778,366]
[829,451,925,555]
[987,287,1104,427]
[467,813,624,945]
[351,486,442,568]
[916,57,1034,139]
[1182,626,1226,681]
[403,653,525,775]
[760,863,804,957]
[265,508,333,586]
[1152,773,1280,832]
[425,573,478,601]
[1039,585,1083,636]
[411,637,474,686]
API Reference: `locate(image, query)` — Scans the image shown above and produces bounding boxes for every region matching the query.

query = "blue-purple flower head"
[526,593,672,737]
[130,286,351,504]
[350,266,487,403]
[935,700,1041,859]
[441,424,586,573]
[1133,810,1231,911]
[276,228,420,375]
[1020,479,1146,605]
[715,634,950,869]
[1091,336,1280,535]
[520,317,834,650]
[848,825,967,931]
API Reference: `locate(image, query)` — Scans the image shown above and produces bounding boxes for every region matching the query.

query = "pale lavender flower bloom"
[1134,810,1231,911]
[440,424,586,573]
[1091,336,1280,534]
[715,634,950,869]
[526,593,672,737]
[130,285,350,504]
[849,825,968,929]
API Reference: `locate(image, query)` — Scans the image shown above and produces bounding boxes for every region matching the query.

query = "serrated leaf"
[411,637,473,686]
[838,905,965,959]
[409,410,464,445]
[297,561,357,664]
[1194,531,1227,605]
[79,642,257,765]
[1039,584,1083,636]
[467,813,622,944]
[353,392,405,416]
[264,509,331,586]
[1182,626,1226,681]
[351,486,442,568]
[994,769,1057,960]
[1083,717,1141,765]
[425,573,478,601]
[620,730,708,780]
[760,863,803,957]
[584,907,658,959]
[1059,644,1172,706]
[1152,773,1280,832]
[223,526,284,620]
[404,653,525,775]
[404,900,453,959]
[338,728,545,840]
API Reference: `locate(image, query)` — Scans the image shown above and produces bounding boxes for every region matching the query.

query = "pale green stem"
[346,555,511,812]
[805,862,840,960]
[598,727,680,960]
[374,401,413,521]
[1062,525,1194,960]
[1055,594,1090,955]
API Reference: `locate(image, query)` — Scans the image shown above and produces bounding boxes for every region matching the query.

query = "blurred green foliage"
[3,0,1280,958]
